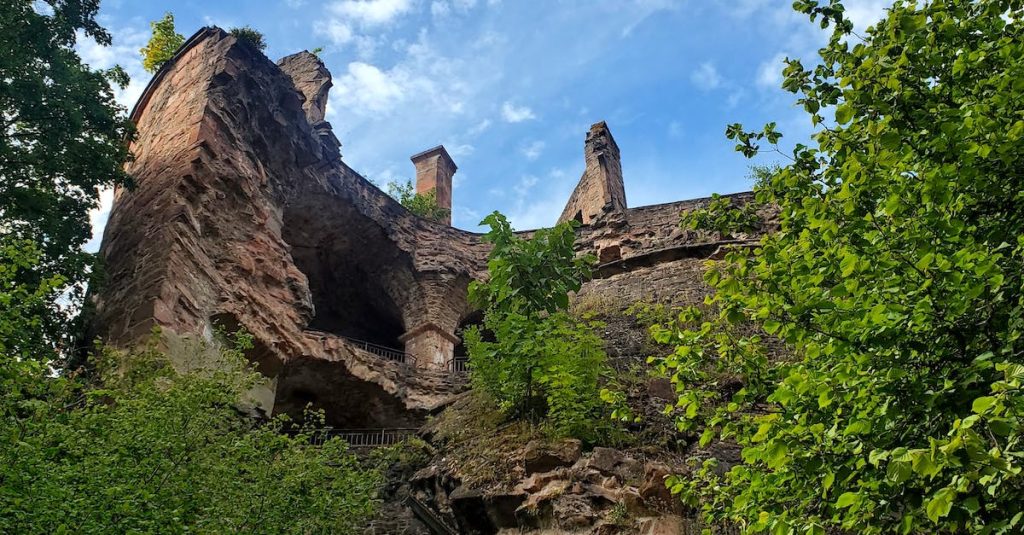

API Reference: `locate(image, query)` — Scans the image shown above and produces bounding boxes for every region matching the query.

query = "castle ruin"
[90,27,762,430]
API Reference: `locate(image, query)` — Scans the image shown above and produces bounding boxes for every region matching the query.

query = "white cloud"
[330,0,414,26]
[843,0,889,32]
[75,25,149,112]
[468,119,491,135]
[431,0,478,17]
[333,62,407,113]
[501,101,535,123]
[756,52,787,88]
[521,140,545,161]
[620,0,679,37]
[690,61,722,91]
[314,19,354,45]
[446,143,475,157]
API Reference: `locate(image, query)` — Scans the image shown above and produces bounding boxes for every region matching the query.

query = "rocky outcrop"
[410,440,693,534]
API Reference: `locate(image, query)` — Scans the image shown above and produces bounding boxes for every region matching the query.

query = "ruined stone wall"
[92,26,767,428]
[558,122,627,225]
[92,28,487,422]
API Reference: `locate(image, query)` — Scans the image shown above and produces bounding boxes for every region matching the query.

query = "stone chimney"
[410,145,456,225]
[557,121,627,225]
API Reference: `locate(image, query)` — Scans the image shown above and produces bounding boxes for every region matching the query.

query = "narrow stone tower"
[558,121,626,225]
[411,145,456,225]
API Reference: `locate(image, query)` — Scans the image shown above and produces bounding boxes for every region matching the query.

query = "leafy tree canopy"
[0,0,134,356]
[660,1,1024,533]
[140,12,184,73]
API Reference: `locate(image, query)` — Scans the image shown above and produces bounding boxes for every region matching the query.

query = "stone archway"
[281,195,420,352]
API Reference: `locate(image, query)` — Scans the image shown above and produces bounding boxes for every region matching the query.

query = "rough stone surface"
[523,439,583,475]
[91,26,774,468]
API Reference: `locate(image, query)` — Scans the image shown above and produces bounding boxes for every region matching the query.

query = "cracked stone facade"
[90,27,770,429]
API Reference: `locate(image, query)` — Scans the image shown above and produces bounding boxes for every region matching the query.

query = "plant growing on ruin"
[386,179,451,223]
[657,1,1024,533]
[0,1,134,357]
[464,212,616,440]
[230,26,267,52]
[140,12,185,73]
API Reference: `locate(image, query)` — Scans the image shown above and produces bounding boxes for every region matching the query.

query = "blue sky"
[79,0,890,245]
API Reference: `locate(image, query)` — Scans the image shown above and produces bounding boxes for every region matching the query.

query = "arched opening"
[282,196,417,352]
[273,358,424,429]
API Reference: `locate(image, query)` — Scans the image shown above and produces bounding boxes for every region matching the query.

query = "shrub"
[230,26,267,52]
[465,212,619,441]
[0,253,381,533]
[386,179,451,223]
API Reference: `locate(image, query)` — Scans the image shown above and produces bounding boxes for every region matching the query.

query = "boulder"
[484,490,527,528]
[450,485,495,534]
[586,447,644,482]
[522,439,582,475]
[639,462,681,514]
[637,515,686,535]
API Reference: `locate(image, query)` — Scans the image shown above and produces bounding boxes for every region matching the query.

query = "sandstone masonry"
[90,27,769,429]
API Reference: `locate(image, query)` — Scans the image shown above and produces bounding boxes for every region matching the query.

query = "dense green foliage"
[140,12,184,73]
[386,179,451,223]
[465,212,615,440]
[1,0,134,353]
[230,26,267,52]
[659,1,1024,533]
[1,335,380,533]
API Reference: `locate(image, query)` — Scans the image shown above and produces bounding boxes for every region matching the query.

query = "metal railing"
[342,336,417,367]
[446,357,469,374]
[312,428,419,448]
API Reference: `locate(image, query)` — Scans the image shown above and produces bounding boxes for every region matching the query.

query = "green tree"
[140,12,185,73]
[0,1,134,355]
[659,1,1024,533]
[465,212,613,440]
[230,26,267,52]
[386,179,451,223]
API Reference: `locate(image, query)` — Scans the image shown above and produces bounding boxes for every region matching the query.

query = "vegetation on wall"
[140,12,185,73]
[465,212,620,441]
[230,26,267,52]
[658,1,1024,533]
[386,179,451,223]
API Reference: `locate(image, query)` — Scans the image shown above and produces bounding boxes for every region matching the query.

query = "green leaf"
[926,488,956,523]
[836,492,860,508]
[972,396,998,415]
[835,104,854,124]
